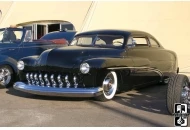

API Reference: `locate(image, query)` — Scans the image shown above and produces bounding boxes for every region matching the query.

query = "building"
[0,1,190,73]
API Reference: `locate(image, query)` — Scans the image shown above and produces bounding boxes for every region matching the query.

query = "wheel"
[166,74,190,114]
[0,65,14,88]
[95,71,118,101]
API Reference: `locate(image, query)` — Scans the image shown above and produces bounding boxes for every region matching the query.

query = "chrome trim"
[26,73,31,85]
[107,66,164,80]
[13,82,102,97]
[44,74,50,87]
[30,73,35,85]
[39,74,44,86]
[34,73,39,86]
[73,76,78,88]
[50,74,57,88]
[107,66,150,69]
[57,75,63,88]
[65,75,70,88]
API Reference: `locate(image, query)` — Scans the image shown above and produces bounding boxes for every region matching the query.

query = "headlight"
[17,61,25,70]
[80,63,90,74]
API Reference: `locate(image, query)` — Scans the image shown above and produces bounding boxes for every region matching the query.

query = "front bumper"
[13,82,103,97]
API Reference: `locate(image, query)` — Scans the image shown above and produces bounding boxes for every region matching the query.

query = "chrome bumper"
[13,82,103,97]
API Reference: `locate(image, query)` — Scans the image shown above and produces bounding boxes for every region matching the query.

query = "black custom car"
[13,29,189,113]
[0,27,68,87]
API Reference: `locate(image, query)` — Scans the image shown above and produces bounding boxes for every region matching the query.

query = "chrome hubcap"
[0,68,11,85]
[103,73,115,96]
[181,81,190,109]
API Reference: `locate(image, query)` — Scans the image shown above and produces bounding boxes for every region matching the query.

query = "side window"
[112,38,124,46]
[78,37,92,45]
[95,38,106,45]
[23,30,32,42]
[149,38,159,47]
[127,37,133,45]
[133,37,148,46]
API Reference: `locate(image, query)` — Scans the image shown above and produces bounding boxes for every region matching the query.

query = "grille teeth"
[34,73,39,86]
[73,76,78,88]
[44,74,50,87]
[26,73,80,88]
[50,74,57,88]
[39,74,44,86]
[57,75,63,88]
[26,73,31,85]
[65,75,70,88]
[30,73,35,85]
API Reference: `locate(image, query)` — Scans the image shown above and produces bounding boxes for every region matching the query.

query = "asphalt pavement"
[0,84,189,127]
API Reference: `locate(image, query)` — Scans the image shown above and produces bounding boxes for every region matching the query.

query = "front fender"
[0,55,18,74]
[21,55,39,66]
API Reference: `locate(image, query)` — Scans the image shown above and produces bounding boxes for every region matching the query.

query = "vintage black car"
[14,29,189,114]
[0,27,68,87]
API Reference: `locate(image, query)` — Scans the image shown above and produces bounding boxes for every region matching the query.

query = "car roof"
[75,29,153,37]
[40,31,76,42]
[47,30,76,34]
[0,27,25,31]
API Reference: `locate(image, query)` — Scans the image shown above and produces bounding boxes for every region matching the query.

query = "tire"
[95,71,118,101]
[166,74,190,114]
[0,65,14,88]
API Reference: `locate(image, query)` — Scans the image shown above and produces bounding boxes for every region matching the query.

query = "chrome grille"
[57,75,63,88]
[25,72,80,88]
[34,73,39,86]
[50,74,57,88]
[44,74,50,87]
[65,75,70,88]
[39,74,44,86]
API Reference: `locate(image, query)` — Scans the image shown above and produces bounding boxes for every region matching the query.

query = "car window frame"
[126,34,150,48]
[148,36,161,48]
[0,28,26,45]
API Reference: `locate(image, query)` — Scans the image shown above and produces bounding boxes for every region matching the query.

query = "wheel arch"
[94,68,123,91]
[0,56,18,80]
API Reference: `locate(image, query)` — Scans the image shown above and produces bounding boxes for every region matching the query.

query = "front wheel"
[0,65,14,88]
[95,71,118,101]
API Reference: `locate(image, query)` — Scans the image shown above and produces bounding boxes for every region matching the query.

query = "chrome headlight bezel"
[80,63,90,74]
[17,60,25,70]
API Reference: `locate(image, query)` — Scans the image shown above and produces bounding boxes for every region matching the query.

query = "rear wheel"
[0,65,14,88]
[95,71,118,101]
[166,74,190,114]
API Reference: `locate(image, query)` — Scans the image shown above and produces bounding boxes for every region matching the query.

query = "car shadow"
[5,84,170,115]
[113,84,169,115]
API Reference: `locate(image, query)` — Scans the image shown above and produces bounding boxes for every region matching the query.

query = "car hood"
[38,46,124,69]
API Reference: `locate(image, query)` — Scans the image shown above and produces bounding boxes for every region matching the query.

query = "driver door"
[0,43,21,60]
[0,29,23,60]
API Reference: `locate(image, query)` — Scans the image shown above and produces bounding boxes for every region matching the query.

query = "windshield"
[70,34,124,48]
[0,28,24,43]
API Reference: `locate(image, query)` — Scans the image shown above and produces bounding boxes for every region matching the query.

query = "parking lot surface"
[0,84,189,127]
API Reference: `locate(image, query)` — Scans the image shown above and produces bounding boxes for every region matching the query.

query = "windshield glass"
[70,35,124,48]
[0,28,24,43]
